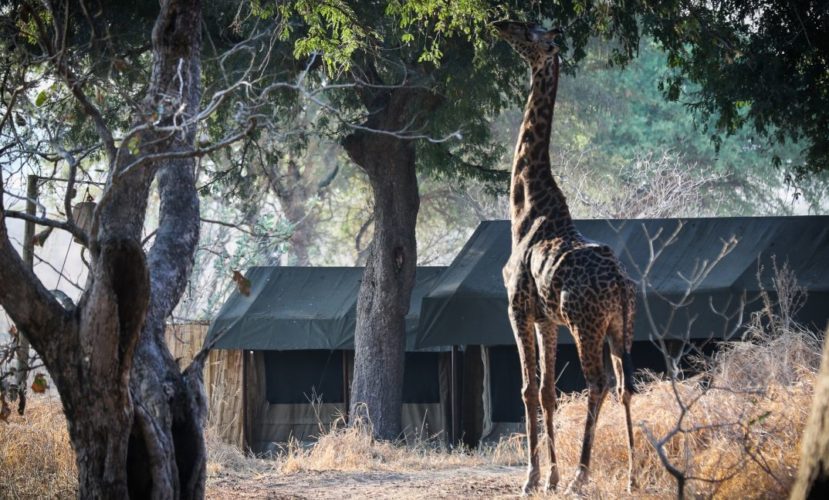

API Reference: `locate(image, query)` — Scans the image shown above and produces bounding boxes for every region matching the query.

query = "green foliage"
[642,0,828,174]
[383,0,828,176]
[543,37,821,213]
[257,0,375,73]
[385,0,496,64]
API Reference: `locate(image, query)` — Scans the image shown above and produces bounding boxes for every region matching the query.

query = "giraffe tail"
[622,351,636,394]
[621,282,637,394]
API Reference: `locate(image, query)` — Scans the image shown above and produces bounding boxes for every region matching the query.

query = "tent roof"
[206,266,445,351]
[417,216,829,348]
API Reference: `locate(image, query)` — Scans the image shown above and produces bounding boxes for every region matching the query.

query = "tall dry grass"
[0,319,820,498]
[0,397,76,499]
[205,320,820,499]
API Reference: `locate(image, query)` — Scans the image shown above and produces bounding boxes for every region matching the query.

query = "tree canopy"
[647,0,828,174]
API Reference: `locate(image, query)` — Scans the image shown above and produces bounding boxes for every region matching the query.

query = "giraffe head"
[493,21,562,67]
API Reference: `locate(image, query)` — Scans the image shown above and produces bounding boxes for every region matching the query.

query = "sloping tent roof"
[206,266,445,351]
[417,216,829,348]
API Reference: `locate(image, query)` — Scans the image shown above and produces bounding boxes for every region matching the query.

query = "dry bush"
[558,149,727,219]
[274,415,484,474]
[0,397,76,499]
[628,260,821,499]
[466,326,818,498]
[205,427,272,478]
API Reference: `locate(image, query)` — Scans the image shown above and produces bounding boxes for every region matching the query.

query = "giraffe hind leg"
[610,340,636,492]
[566,329,609,495]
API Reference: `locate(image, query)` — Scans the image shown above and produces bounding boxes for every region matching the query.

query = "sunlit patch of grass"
[0,396,77,498]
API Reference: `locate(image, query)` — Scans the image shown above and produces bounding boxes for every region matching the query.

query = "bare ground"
[208,465,523,499]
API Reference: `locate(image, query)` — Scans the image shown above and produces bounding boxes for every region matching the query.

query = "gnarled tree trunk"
[0,1,205,497]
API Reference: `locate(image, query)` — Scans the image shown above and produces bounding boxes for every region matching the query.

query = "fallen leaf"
[232,270,252,297]
[31,373,48,394]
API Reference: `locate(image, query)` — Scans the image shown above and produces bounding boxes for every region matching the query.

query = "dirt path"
[207,465,524,499]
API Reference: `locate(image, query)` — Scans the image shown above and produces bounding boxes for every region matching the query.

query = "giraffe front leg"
[510,307,540,495]
[536,321,559,492]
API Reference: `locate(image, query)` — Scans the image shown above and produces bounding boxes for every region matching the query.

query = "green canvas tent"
[417,216,829,348]
[415,217,829,442]
[204,267,450,452]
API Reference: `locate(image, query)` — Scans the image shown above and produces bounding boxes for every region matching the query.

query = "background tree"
[260,0,522,439]
[644,0,828,174]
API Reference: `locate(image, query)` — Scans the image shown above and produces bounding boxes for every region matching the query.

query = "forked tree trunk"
[343,90,420,440]
[0,1,205,497]
[123,1,205,493]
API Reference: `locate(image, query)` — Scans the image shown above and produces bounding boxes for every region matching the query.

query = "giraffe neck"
[509,55,575,245]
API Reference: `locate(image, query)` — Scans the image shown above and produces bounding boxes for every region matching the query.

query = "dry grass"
[205,324,820,499]
[0,325,819,498]
[0,396,76,499]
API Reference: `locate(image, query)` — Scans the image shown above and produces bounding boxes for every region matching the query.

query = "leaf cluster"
[642,0,827,174]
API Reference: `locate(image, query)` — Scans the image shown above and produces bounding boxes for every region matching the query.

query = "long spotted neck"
[509,55,575,245]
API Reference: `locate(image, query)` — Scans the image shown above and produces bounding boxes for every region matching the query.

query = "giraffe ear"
[526,24,545,42]
[541,28,562,42]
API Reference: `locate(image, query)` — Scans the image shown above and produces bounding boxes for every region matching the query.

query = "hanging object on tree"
[73,194,97,244]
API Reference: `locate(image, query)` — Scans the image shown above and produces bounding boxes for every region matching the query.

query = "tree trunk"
[124,0,205,496]
[343,91,419,440]
[791,325,829,500]
[0,1,204,497]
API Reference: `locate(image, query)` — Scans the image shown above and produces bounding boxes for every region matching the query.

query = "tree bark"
[125,0,205,497]
[791,325,829,500]
[343,89,420,440]
[0,1,204,497]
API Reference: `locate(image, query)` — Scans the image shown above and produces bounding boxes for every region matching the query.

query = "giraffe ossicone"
[493,20,637,495]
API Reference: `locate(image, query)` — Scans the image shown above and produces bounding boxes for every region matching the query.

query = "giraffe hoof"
[521,481,538,496]
[564,484,585,498]
[564,470,587,496]
[522,475,540,496]
[544,467,559,492]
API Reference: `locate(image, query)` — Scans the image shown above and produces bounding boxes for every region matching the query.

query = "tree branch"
[3,210,88,247]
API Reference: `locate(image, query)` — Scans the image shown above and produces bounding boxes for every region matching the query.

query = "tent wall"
[244,350,450,454]
[164,323,245,449]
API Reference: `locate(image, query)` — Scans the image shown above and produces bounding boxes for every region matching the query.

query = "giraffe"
[493,21,637,495]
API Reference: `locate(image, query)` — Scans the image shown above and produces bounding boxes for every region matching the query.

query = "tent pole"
[242,350,248,453]
[14,174,37,415]
[342,350,350,420]
[451,345,459,446]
